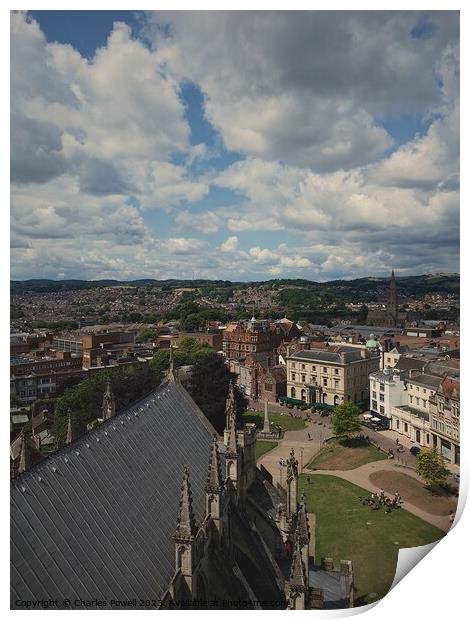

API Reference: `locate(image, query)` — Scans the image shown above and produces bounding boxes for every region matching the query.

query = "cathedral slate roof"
[10,382,216,608]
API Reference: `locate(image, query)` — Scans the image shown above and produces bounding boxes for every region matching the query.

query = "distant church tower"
[389,269,398,322]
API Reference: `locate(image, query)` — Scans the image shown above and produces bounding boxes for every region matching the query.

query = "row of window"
[431,418,459,439]
[394,418,431,445]
[291,363,340,375]
[291,373,341,388]
[371,401,385,415]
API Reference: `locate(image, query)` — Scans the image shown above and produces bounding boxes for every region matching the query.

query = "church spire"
[389,269,398,321]
[174,466,197,540]
[206,436,222,493]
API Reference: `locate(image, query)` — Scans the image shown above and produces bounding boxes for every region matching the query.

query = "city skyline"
[11,10,460,282]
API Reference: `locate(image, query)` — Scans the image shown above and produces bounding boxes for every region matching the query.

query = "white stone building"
[369,367,407,425]
[390,373,442,447]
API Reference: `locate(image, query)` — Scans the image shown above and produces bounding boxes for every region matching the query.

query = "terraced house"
[390,373,442,448]
[286,346,380,407]
[429,376,460,465]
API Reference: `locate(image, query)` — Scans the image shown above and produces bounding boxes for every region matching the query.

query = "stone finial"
[102,379,116,420]
[289,532,306,589]
[18,429,32,474]
[225,379,236,427]
[226,414,238,456]
[167,345,177,383]
[66,409,75,445]
[174,466,197,540]
[297,496,310,547]
[286,448,299,481]
[206,436,222,493]
[11,428,42,479]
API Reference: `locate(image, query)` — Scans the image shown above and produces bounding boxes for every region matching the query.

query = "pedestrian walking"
[308,433,311,440]
[396,438,399,446]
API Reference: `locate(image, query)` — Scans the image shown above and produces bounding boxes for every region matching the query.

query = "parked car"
[410,446,421,456]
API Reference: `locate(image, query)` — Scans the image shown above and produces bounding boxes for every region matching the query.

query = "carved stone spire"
[66,409,76,445]
[11,428,42,479]
[206,436,222,493]
[102,379,116,420]
[297,493,310,547]
[226,411,238,456]
[286,448,299,481]
[286,448,299,518]
[290,543,306,588]
[167,345,177,383]
[18,429,32,474]
[174,466,197,540]
[225,379,236,429]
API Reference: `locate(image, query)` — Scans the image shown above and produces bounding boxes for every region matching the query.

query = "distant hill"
[10,273,460,295]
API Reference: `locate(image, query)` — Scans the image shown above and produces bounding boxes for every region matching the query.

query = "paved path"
[258,415,334,485]
[256,404,453,531]
[310,460,450,532]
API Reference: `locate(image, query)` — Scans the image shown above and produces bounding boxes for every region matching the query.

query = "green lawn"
[255,441,278,460]
[299,474,444,605]
[243,410,306,431]
[307,437,388,471]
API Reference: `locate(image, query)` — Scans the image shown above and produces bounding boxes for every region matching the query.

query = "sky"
[10,10,460,282]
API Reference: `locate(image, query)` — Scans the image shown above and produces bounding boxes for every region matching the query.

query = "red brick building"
[258,365,287,403]
[222,317,301,360]
[178,330,223,351]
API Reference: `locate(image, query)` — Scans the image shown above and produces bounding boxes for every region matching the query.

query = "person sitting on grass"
[394,491,402,506]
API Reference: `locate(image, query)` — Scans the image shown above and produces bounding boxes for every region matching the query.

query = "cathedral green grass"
[307,437,388,470]
[243,411,306,431]
[255,441,278,460]
[298,474,444,604]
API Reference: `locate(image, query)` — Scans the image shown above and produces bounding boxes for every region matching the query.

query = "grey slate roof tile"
[11,382,216,608]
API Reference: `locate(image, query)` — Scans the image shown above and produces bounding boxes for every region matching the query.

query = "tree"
[188,354,247,434]
[416,448,451,489]
[149,338,214,375]
[331,401,361,441]
[136,327,157,343]
[53,363,162,447]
